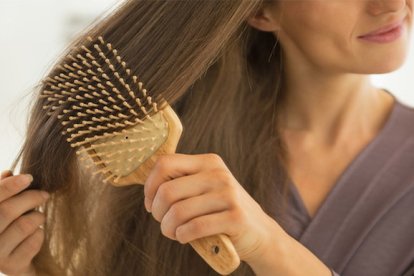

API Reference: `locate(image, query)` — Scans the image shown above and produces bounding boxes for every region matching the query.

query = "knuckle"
[169,204,185,222]
[190,219,207,234]
[229,209,245,225]
[217,191,236,207]
[157,184,175,204]
[154,156,170,172]
[204,153,224,165]
[212,169,233,186]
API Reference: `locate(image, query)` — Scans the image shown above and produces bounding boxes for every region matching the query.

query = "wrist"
[245,228,332,276]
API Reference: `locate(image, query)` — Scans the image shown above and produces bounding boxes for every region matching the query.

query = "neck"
[277,72,395,147]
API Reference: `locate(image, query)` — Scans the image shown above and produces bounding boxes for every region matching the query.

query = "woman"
[0,0,412,275]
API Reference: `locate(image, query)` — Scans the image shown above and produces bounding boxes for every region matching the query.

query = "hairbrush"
[41,35,240,275]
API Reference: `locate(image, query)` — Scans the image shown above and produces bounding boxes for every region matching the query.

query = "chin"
[356,51,408,74]
[369,57,407,74]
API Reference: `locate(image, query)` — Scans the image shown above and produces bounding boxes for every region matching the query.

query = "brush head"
[41,36,180,184]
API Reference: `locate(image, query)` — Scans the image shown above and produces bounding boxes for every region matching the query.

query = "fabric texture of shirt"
[282,90,414,276]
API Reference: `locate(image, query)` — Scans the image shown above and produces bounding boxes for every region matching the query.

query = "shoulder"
[394,99,414,142]
[382,99,414,189]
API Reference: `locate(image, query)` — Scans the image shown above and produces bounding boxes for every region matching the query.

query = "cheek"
[285,21,352,70]
[280,4,355,68]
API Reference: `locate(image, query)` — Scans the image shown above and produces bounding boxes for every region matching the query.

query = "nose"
[367,0,406,15]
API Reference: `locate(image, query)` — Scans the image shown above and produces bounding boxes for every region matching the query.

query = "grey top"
[283,91,414,276]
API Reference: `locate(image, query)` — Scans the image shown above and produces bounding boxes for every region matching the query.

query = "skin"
[0,172,49,276]
[1,0,412,275]
[144,153,332,275]
[246,0,412,219]
[144,0,413,275]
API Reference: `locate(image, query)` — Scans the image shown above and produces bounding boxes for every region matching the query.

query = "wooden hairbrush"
[41,35,240,275]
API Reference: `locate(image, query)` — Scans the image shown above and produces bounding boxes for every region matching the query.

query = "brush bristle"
[42,36,161,144]
[41,36,168,183]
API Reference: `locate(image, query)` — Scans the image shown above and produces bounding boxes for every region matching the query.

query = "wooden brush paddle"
[41,35,240,275]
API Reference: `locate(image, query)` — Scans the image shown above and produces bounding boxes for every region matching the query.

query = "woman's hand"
[143,153,287,264]
[0,170,49,276]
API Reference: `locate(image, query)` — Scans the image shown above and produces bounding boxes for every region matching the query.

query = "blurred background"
[0,0,121,172]
[1,0,414,173]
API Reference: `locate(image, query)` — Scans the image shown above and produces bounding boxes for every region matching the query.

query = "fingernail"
[41,191,50,200]
[24,174,34,183]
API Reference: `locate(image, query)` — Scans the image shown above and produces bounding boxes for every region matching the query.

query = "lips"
[358,19,404,38]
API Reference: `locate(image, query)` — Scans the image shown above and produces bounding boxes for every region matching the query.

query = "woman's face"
[251,0,413,75]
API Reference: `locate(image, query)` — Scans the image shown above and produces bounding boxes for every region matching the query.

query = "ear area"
[245,5,281,32]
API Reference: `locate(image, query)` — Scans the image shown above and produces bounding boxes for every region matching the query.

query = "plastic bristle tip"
[64,64,76,71]
[68,55,78,62]
[82,60,92,68]
[78,70,87,77]
[130,109,138,116]
[76,54,86,62]
[81,45,92,54]
[60,74,70,81]
[113,105,122,111]
[73,63,82,70]
[87,69,96,76]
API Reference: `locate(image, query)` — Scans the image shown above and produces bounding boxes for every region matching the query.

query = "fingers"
[144,153,228,211]
[0,174,33,203]
[6,228,45,274]
[149,172,211,215]
[159,193,230,241]
[174,210,238,245]
[0,189,49,233]
[0,171,48,275]
[0,211,45,257]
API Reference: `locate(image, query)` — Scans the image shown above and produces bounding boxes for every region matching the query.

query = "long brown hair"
[13,0,292,275]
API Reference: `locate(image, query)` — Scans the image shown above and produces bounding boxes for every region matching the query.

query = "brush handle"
[114,105,241,275]
[190,233,240,275]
